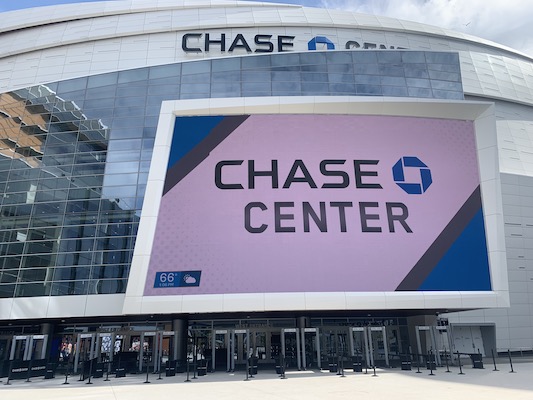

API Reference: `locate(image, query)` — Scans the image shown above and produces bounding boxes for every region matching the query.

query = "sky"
[0,0,531,57]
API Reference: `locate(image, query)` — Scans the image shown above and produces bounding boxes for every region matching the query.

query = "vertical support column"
[300,328,306,370]
[40,323,54,361]
[230,331,235,371]
[349,328,355,357]
[365,328,373,367]
[226,333,231,372]
[280,329,286,358]
[315,328,321,369]
[172,319,189,362]
[381,327,390,367]
[430,326,442,366]
[211,331,216,372]
[295,329,301,370]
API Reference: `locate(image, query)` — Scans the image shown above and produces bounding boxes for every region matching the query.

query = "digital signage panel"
[143,114,491,296]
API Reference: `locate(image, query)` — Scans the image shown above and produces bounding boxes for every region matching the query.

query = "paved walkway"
[2,361,533,400]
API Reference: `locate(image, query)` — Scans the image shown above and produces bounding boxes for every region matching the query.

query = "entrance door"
[230,329,249,371]
[349,327,370,368]
[452,326,485,356]
[139,332,157,372]
[281,328,301,370]
[368,327,390,367]
[211,330,230,372]
[301,328,320,370]
[10,336,30,361]
[73,333,96,373]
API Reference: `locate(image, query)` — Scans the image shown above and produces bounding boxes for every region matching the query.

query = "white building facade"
[0,0,531,369]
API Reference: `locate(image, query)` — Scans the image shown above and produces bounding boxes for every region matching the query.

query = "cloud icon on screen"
[184,274,197,284]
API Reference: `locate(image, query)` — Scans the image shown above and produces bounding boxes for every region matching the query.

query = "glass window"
[242,70,271,82]
[329,83,356,93]
[85,85,116,100]
[401,51,426,63]
[118,68,149,84]
[377,52,402,63]
[0,284,15,298]
[57,78,87,93]
[212,58,240,72]
[105,161,139,174]
[326,52,352,64]
[299,52,326,65]
[356,84,382,95]
[15,283,51,297]
[149,64,181,79]
[51,280,88,296]
[241,55,271,69]
[87,73,118,89]
[116,85,148,98]
[182,61,210,75]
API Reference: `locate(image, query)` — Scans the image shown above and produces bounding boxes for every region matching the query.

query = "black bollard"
[281,354,286,379]
[508,349,515,373]
[428,350,434,376]
[144,359,150,384]
[86,358,94,384]
[185,358,191,382]
[491,349,498,372]
[25,358,32,382]
[79,359,84,381]
[415,352,421,373]
[4,361,12,385]
[63,361,70,385]
[444,349,451,373]
[340,355,345,377]
[457,351,464,375]
[104,361,110,381]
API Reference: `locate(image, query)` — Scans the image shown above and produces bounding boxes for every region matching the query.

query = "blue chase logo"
[308,36,335,50]
[392,157,432,195]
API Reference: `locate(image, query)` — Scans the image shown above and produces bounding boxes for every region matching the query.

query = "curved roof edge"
[0,0,531,63]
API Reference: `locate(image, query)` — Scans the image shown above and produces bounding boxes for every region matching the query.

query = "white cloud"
[319,0,533,56]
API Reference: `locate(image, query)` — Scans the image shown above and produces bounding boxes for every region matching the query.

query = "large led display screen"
[143,114,491,296]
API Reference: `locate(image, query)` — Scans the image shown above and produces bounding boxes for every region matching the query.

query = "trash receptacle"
[197,359,207,376]
[470,353,483,369]
[44,363,55,379]
[401,355,412,371]
[248,357,258,375]
[328,357,338,373]
[352,356,363,372]
[165,360,176,377]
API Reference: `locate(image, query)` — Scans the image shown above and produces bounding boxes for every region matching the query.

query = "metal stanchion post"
[444,349,450,373]
[340,354,345,377]
[428,350,434,376]
[415,352,421,373]
[185,357,191,382]
[144,358,150,384]
[244,357,249,381]
[508,349,515,373]
[25,358,32,382]
[157,357,162,380]
[4,361,12,385]
[63,361,70,385]
[457,351,464,375]
[372,364,377,377]
[79,357,84,381]
[281,354,286,379]
[491,349,498,371]
[104,361,110,381]
[86,358,94,384]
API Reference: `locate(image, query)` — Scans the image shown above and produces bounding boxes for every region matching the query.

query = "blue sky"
[1,0,531,56]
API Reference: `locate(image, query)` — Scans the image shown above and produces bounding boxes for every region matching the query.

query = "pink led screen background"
[143,114,490,295]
